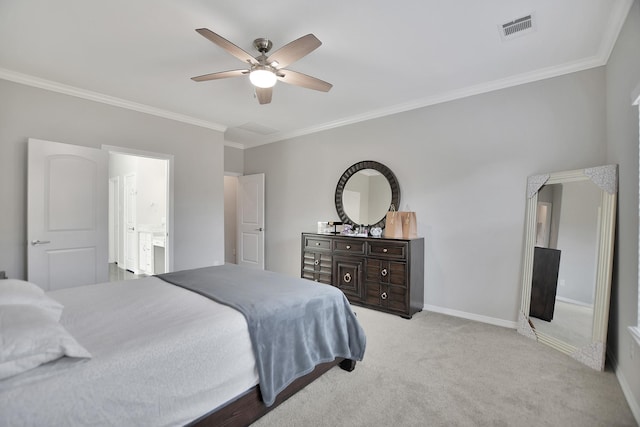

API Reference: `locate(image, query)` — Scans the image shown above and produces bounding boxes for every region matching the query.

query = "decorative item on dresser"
[301,233,424,319]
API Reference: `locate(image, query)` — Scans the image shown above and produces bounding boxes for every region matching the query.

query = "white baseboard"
[555,296,593,308]
[423,304,518,329]
[609,351,640,425]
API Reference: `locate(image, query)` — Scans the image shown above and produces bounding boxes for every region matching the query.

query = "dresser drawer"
[333,238,366,255]
[304,235,332,251]
[367,241,407,260]
[333,256,364,300]
[302,251,331,273]
[365,259,407,287]
[302,251,332,285]
[302,270,332,284]
[365,283,408,314]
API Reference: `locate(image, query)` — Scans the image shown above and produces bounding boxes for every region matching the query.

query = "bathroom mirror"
[335,160,400,229]
[517,165,617,370]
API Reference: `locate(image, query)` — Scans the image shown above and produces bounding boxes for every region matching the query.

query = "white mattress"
[0,276,259,426]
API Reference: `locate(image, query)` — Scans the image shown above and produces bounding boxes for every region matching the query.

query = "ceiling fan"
[191,28,333,104]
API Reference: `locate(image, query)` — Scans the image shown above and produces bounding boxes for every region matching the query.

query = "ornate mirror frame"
[335,160,400,229]
[517,164,618,370]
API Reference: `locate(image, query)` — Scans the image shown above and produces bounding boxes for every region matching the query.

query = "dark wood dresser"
[301,233,424,318]
[529,246,561,322]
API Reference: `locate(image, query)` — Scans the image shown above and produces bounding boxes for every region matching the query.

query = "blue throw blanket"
[157,264,366,407]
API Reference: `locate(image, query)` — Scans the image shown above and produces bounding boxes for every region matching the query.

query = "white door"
[27,138,108,290]
[124,173,138,273]
[236,173,265,269]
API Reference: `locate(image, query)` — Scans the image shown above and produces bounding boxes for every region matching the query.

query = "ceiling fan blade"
[191,69,248,82]
[267,34,321,68]
[195,28,256,65]
[255,87,272,104]
[277,69,332,92]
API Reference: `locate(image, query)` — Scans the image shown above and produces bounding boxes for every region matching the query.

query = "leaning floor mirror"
[517,165,618,371]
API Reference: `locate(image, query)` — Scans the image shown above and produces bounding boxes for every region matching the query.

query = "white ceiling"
[0,0,633,148]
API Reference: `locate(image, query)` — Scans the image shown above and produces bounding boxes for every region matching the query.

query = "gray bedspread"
[156,264,366,407]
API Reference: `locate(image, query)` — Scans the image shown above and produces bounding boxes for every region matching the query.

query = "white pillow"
[0,279,64,321]
[0,305,91,380]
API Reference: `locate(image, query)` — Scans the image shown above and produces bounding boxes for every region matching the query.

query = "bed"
[0,264,366,426]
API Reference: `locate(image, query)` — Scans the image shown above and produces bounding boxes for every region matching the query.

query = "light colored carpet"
[253,307,637,427]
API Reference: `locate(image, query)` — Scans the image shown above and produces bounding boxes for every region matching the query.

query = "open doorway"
[106,146,173,281]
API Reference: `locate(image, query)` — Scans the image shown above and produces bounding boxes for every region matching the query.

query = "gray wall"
[224,145,244,175]
[244,67,607,325]
[0,79,226,278]
[605,0,640,417]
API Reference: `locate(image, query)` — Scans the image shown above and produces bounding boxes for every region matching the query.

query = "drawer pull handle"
[383,248,388,253]
[343,272,352,283]
[316,242,321,246]
[346,245,351,250]
[381,268,388,277]
[314,260,319,266]
[381,292,388,300]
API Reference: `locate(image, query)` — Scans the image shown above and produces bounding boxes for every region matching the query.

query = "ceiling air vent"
[499,14,535,41]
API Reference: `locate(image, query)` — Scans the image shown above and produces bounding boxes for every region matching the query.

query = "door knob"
[31,240,51,246]
[255,227,264,231]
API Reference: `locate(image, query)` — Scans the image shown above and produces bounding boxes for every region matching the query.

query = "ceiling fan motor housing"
[253,38,273,54]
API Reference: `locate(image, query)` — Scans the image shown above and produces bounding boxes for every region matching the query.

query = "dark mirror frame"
[335,160,401,229]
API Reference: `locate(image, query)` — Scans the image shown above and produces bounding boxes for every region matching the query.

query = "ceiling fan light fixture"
[249,67,277,88]
[192,29,330,104]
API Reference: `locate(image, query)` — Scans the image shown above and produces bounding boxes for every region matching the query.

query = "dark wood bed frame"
[189,358,356,427]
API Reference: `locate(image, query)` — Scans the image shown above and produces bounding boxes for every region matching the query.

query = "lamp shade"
[249,68,277,88]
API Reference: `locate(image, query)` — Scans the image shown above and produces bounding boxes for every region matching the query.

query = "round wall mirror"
[335,160,400,229]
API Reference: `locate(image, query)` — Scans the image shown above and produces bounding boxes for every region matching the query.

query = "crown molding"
[223,139,245,149]
[254,54,609,147]
[0,67,227,134]
[2,0,631,152]
[0,53,610,151]
[252,0,640,146]
[599,0,634,64]
[251,3,634,148]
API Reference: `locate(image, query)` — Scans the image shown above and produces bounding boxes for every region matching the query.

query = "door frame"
[124,172,138,273]
[103,145,174,274]
[108,176,120,264]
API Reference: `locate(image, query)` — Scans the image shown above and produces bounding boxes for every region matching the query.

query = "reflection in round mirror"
[335,161,400,229]
[343,169,392,225]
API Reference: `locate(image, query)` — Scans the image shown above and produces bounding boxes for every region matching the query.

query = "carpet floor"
[253,307,637,427]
